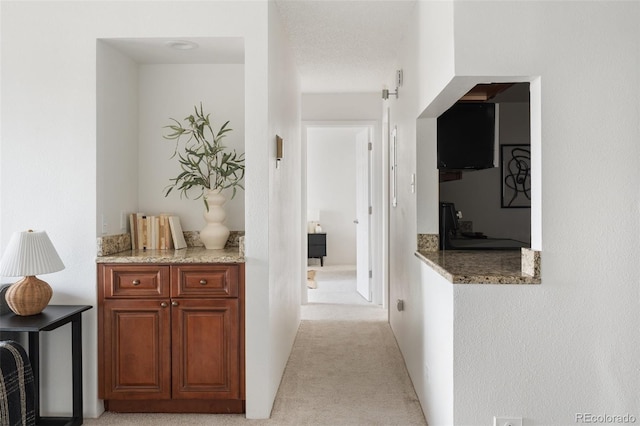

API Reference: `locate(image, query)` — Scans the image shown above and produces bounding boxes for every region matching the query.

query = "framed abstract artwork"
[500,144,531,208]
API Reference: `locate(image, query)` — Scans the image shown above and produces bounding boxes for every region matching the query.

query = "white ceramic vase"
[200,189,230,249]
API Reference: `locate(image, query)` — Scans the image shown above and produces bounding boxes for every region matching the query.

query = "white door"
[355,128,372,301]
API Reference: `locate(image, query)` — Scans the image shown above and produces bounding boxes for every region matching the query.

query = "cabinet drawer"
[308,245,326,257]
[171,265,239,298]
[102,265,170,298]
[308,233,326,245]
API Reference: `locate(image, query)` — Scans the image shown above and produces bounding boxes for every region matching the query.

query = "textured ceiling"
[275,0,417,93]
[101,1,416,94]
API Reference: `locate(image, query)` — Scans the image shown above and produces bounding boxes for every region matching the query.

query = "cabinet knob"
[199,279,207,285]
[172,301,179,307]
[132,280,141,286]
[160,302,168,308]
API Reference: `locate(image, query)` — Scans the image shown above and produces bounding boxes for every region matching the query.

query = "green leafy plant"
[163,103,245,210]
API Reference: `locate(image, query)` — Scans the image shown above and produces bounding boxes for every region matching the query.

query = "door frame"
[301,121,386,307]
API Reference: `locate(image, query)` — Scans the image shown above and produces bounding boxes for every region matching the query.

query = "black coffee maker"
[439,202,459,249]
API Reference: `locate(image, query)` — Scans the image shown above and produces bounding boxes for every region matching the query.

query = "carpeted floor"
[313,268,357,282]
[85,302,426,425]
[270,303,426,425]
[307,265,371,306]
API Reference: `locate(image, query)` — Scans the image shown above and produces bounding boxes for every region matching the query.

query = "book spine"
[141,215,148,250]
[129,213,136,250]
[158,214,173,250]
[154,216,160,249]
[159,216,165,250]
[168,218,174,249]
[169,216,187,249]
[136,214,144,250]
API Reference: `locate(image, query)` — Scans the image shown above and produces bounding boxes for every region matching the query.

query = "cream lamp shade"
[0,230,65,316]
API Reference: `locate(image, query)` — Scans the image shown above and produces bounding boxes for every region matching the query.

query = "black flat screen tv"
[437,102,496,170]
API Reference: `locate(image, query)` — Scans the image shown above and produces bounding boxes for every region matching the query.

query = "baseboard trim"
[105,399,245,414]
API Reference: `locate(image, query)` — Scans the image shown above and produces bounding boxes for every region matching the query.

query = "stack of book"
[129,213,187,250]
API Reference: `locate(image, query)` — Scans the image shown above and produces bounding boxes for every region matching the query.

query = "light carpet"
[313,268,357,282]
[307,266,370,306]
[85,303,426,425]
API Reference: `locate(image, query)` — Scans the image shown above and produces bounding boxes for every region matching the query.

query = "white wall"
[390,1,640,425]
[137,64,245,232]
[307,127,358,266]
[416,117,438,234]
[386,3,427,420]
[302,93,382,122]
[1,0,298,420]
[451,2,640,424]
[418,262,454,426]
[96,41,139,237]
[262,0,302,418]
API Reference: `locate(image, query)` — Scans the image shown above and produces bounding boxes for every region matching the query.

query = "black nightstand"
[0,304,92,426]
[308,233,327,266]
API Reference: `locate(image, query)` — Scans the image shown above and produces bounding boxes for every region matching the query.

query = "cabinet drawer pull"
[172,301,179,307]
[199,279,207,285]
[132,280,141,286]
[160,302,168,308]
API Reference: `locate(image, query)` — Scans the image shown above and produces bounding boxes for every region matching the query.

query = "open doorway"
[303,125,377,306]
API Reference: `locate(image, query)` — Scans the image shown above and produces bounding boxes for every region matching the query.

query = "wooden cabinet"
[171,298,238,400]
[103,299,171,400]
[98,263,244,413]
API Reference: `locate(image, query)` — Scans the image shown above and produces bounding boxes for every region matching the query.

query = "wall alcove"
[96,37,246,240]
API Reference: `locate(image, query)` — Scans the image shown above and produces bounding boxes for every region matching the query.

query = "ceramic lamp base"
[5,275,52,316]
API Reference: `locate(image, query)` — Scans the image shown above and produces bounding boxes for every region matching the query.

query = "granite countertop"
[96,247,245,264]
[415,249,540,285]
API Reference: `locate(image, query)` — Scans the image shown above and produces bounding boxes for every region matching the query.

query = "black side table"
[0,304,92,426]
[308,233,327,266]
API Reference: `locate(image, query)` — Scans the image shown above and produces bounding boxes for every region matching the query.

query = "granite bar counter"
[415,249,540,285]
[96,247,245,264]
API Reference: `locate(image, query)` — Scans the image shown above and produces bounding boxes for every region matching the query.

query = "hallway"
[268,302,426,425]
[85,275,425,425]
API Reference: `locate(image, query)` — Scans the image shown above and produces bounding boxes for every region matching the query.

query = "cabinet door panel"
[103,300,171,399]
[172,299,239,399]
[171,265,238,298]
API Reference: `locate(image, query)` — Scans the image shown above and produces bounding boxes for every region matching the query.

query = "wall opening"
[438,82,532,249]
[417,77,542,253]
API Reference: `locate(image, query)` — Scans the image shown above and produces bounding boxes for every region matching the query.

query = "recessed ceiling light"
[165,40,199,50]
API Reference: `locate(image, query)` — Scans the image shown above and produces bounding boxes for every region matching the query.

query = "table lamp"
[0,230,65,316]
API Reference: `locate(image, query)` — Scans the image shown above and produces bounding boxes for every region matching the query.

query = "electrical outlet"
[101,215,108,234]
[493,417,522,426]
